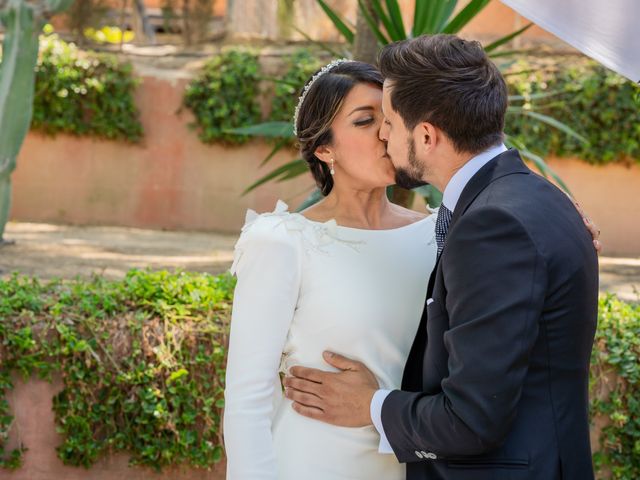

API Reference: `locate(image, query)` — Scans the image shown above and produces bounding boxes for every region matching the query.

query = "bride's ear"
[313,145,333,165]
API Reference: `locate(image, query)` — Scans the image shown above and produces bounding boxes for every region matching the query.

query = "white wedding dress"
[224,200,437,480]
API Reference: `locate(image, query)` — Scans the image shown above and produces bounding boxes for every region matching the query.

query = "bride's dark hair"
[295,61,383,196]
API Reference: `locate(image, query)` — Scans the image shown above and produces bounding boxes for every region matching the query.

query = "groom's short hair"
[378,34,508,154]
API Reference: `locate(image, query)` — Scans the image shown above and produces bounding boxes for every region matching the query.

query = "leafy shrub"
[507,57,640,164]
[269,49,323,123]
[1,271,638,476]
[183,49,262,145]
[31,30,143,142]
[0,270,234,470]
[591,295,640,479]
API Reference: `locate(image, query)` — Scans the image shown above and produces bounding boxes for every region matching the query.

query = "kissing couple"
[224,33,601,480]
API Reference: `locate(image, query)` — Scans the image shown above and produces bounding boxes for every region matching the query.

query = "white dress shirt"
[370,143,508,454]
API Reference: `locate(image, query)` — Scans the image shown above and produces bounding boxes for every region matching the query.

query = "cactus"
[0,0,73,244]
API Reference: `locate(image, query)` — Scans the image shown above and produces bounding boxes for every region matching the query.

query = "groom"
[284,34,599,480]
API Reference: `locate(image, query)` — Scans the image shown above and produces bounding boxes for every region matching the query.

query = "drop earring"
[330,158,335,175]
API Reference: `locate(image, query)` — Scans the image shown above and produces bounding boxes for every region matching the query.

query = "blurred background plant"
[182,49,262,145]
[506,57,640,164]
[83,25,135,44]
[32,25,143,141]
[231,0,587,210]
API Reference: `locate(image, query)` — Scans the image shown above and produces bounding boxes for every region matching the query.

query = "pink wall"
[1,373,611,479]
[12,75,311,234]
[11,74,640,256]
[0,375,225,480]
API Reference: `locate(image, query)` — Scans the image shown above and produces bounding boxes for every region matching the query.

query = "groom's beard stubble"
[394,136,428,190]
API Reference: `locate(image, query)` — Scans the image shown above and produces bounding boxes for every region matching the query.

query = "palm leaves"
[321,0,531,53]
[239,1,586,205]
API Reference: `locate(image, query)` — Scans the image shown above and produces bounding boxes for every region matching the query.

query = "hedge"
[506,56,640,165]
[0,270,233,470]
[0,271,638,479]
[31,29,143,143]
[0,28,142,142]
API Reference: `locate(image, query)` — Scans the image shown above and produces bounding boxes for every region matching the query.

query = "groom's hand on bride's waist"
[283,351,379,427]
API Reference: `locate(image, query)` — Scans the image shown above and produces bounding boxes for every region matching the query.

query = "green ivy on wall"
[1,271,639,477]
[269,49,323,123]
[591,295,640,479]
[507,57,640,165]
[185,48,640,169]
[31,30,143,143]
[0,270,234,470]
[183,49,262,145]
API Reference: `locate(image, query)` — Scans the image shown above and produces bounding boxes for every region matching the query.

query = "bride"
[222,59,599,480]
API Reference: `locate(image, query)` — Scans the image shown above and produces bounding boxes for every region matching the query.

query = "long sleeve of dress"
[223,211,302,480]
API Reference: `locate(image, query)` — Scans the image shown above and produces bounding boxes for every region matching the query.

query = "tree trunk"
[353,1,414,208]
[182,0,192,45]
[353,0,378,64]
[132,0,156,45]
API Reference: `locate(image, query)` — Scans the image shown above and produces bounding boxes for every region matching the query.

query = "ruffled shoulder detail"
[230,200,299,275]
[230,200,364,275]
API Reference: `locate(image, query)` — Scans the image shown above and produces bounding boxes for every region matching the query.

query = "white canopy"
[500,0,640,82]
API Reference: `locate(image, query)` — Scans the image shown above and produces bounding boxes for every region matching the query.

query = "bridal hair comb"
[292,58,353,136]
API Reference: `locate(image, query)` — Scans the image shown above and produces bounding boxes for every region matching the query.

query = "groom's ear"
[416,122,438,154]
[313,145,332,164]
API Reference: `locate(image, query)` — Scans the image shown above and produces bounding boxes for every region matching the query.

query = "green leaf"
[260,138,291,167]
[489,47,538,58]
[412,184,443,208]
[296,188,323,211]
[411,0,431,35]
[369,0,404,41]
[317,0,355,44]
[508,90,565,102]
[518,109,589,144]
[225,121,294,139]
[243,159,307,195]
[442,0,490,34]
[416,0,458,34]
[384,0,407,39]
[484,23,532,52]
[291,26,346,58]
[505,136,572,195]
[167,369,189,384]
[357,0,391,44]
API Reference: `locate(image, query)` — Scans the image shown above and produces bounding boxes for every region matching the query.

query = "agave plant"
[233,0,586,208]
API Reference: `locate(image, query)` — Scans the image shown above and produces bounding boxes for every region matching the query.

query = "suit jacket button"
[415,451,424,459]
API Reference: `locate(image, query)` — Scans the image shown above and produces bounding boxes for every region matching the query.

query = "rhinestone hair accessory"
[292,58,353,136]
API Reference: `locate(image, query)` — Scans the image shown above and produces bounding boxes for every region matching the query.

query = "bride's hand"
[283,351,379,428]
[569,196,602,253]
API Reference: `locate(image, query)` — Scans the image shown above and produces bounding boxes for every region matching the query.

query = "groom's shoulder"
[482,166,571,211]
[473,170,588,250]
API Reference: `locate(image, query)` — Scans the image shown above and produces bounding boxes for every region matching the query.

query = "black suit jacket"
[381,149,598,480]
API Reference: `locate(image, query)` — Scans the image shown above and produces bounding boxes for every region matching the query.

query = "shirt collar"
[442,143,508,212]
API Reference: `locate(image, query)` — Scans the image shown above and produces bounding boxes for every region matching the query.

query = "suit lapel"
[401,149,531,390]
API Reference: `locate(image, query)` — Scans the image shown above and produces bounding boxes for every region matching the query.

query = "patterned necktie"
[435,204,453,257]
